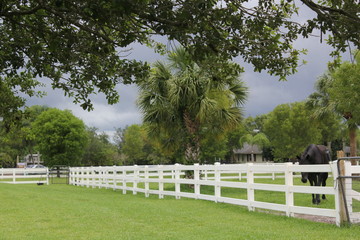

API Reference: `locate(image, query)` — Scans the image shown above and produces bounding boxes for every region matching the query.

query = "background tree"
[0,152,13,168]
[328,52,360,159]
[0,105,49,166]
[306,74,344,153]
[113,127,126,153]
[82,127,121,166]
[200,132,229,164]
[31,108,87,167]
[0,75,43,130]
[263,102,322,161]
[306,51,360,160]
[224,124,248,162]
[120,125,149,165]
[138,48,247,164]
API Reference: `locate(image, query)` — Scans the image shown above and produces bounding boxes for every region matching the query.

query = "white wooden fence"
[0,168,49,185]
[69,162,347,226]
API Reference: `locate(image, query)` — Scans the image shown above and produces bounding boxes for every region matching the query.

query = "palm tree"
[306,73,343,152]
[137,47,247,164]
[307,52,360,162]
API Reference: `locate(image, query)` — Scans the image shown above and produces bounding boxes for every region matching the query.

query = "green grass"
[1,183,360,240]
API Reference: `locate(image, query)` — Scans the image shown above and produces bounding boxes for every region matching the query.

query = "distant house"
[16,153,43,167]
[232,143,266,163]
[24,153,42,165]
[343,146,351,157]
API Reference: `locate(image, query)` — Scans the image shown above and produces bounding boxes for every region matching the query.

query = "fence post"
[344,161,353,215]
[133,165,138,195]
[85,167,89,188]
[70,168,73,185]
[285,162,294,217]
[13,168,16,183]
[91,166,95,188]
[122,168,127,194]
[247,163,254,211]
[175,163,181,199]
[145,165,149,197]
[214,162,221,202]
[105,168,109,189]
[113,166,117,191]
[69,168,72,185]
[334,160,351,226]
[158,165,164,199]
[98,166,102,188]
[204,168,208,181]
[194,163,200,199]
[46,167,49,185]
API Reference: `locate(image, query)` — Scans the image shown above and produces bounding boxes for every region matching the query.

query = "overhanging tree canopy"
[1,0,359,115]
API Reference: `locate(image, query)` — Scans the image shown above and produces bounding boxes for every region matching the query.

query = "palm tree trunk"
[183,111,201,165]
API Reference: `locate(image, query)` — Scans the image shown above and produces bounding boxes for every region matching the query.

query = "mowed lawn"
[1,183,360,240]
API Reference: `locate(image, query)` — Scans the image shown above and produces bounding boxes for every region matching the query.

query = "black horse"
[297,144,330,204]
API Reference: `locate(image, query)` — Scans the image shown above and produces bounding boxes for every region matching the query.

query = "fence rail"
[0,168,49,184]
[69,162,344,226]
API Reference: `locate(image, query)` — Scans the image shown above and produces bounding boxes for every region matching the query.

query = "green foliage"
[1,0,359,120]
[263,102,322,160]
[306,51,360,157]
[138,47,247,164]
[1,1,149,111]
[328,52,360,125]
[239,133,270,149]
[0,105,51,165]
[31,108,87,166]
[200,133,229,164]
[0,152,13,168]
[0,75,44,130]
[121,125,148,165]
[82,127,121,166]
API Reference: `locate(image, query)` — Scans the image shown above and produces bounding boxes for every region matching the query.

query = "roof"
[233,143,263,155]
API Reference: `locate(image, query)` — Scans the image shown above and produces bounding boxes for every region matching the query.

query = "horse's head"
[297,153,310,183]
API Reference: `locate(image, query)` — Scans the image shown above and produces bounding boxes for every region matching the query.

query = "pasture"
[1,182,360,240]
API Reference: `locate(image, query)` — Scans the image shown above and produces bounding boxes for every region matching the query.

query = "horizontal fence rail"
[0,168,49,185]
[69,162,344,226]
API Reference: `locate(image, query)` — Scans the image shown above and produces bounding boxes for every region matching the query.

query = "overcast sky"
[25,8,352,140]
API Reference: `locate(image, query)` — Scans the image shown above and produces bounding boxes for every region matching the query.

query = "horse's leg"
[315,174,321,204]
[309,177,316,204]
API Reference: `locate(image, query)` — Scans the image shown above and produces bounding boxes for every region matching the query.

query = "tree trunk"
[349,127,357,165]
[327,141,332,153]
[183,111,201,165]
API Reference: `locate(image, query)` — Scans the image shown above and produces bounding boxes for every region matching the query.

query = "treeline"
[0,101,353,168]
[118,100,349,165]
[0,106,120,168]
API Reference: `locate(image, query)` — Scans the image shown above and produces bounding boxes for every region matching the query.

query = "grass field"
[1,181,360,240]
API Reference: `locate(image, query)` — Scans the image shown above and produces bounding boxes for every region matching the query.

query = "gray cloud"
[241,36,351,117]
